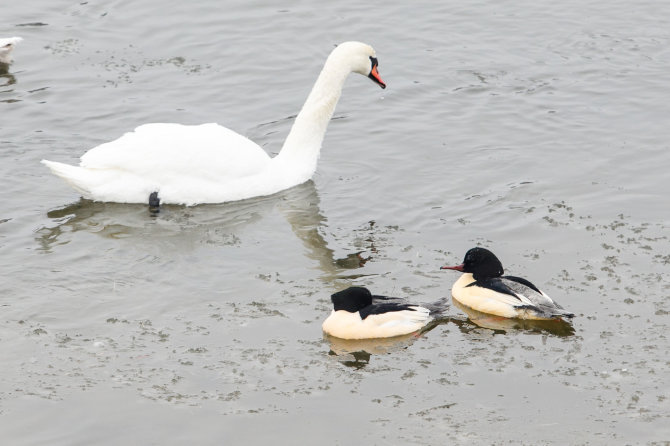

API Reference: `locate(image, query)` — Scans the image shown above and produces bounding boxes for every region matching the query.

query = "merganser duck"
[0,37,22,64]
[441,247,574,320]
[41,41,386,206]
[322,287,436,340]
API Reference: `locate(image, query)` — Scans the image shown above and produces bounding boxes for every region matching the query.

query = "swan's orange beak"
[368,58,386,89]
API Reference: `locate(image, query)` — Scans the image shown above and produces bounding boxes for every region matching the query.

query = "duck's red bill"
[440,264,464,271]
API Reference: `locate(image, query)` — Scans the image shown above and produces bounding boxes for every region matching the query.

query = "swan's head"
[0,37,22,64]
[331,41,386,89]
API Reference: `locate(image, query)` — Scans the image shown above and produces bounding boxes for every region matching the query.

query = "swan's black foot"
[149,192,160,213]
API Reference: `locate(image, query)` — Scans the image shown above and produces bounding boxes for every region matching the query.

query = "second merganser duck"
[322,287,436,340]
[441,247,574,320]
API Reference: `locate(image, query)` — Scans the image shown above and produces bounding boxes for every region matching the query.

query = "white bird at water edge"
[0,37,22,64]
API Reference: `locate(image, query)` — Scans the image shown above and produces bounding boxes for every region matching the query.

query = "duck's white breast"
[322,308,430,340]
[451,273,522,318]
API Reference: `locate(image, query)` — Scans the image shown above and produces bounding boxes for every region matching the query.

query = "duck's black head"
[331,286,373,313]
[441,247,504,280]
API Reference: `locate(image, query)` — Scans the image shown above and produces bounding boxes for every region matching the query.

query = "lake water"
[2,0,669,444]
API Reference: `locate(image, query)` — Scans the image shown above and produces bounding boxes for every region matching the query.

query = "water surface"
[2,0,669,444]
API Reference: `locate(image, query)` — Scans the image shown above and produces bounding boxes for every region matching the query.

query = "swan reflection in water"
[37,181,371,279]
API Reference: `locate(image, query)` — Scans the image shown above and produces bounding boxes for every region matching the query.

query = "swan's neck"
[273,56,350,174]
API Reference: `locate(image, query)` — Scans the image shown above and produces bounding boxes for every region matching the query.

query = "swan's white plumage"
[42,41,384,205]
[80,123,269,177]
[0,37,22,64]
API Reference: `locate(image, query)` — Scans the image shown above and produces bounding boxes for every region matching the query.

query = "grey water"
[2,0,669,444]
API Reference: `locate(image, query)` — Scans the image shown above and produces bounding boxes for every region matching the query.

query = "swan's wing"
[80,123,271,181]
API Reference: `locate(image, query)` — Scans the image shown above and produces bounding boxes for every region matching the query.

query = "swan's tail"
[41,160,94,198]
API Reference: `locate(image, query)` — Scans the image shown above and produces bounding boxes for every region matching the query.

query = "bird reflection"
[329,349,371,370]
[326,332,419,369]
[37,181,372,278]
[324,319,447,369]
[275,183,375,278]
[452,298,575,337]
[1,65,17,88]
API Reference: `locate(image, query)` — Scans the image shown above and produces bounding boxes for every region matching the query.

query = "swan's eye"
[369,56,378,69]
[2,44,10,48]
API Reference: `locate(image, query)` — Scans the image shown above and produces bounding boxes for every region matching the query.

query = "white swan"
[42,41,386,206]
[0,37,22,64]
